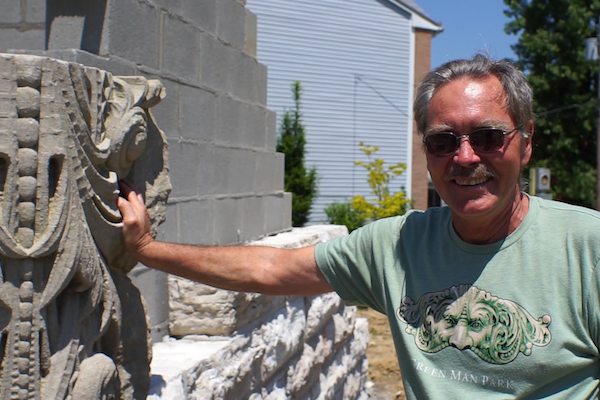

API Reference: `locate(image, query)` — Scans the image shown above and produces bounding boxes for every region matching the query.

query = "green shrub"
[324,201,365,233]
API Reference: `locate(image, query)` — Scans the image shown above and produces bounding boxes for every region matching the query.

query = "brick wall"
[411,28,434,211]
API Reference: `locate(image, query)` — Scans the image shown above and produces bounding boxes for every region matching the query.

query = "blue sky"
[415,0,519,68]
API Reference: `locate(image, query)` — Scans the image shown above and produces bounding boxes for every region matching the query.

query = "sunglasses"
[423,127,521,157]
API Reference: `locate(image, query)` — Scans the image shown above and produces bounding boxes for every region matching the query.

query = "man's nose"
[454,136,481,166]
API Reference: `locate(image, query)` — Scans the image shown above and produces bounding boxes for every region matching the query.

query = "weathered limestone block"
[169,225,348,336]
[0,53,170,400]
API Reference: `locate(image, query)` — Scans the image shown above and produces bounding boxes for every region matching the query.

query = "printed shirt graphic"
[397,284,552,364]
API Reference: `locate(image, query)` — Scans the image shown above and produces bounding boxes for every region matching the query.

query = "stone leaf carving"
[0,53,171,400]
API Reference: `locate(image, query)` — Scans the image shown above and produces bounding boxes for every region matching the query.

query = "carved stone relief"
[0,53,170,400]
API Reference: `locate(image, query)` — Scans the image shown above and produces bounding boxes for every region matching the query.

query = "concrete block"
[182,0,216,34]
[155,202,178,242]
[102,0,160,69]
[265,108,277,151]
[230,148,257,194]
[241,195,265,241]
[215,93,244,145]
[144,76,179,139]
[264,193,285,235]
[0,0,22,23]
[216,0,245,49]
[199,32,229,92]
[282,192,292,230]
[240,103,265,149]
[254,151,278,194]
[129,265,170,342]
[1,29,45,53]
[166,138,201,198]
[179,84,216,141]
[178,199,214,245]
[245,9,257,57]
[213,197,243,244]
[226,47,254,101]
[256,61,268,105]
[48,16,85,50]
[148,0,182,14]
[274,151,285,190]
[162,14,200,81]
[25,0,46,24]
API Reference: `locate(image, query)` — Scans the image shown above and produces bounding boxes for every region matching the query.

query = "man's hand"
[117,181,154,258]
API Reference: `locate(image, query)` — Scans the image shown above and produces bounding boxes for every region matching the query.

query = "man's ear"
[521,119,534,166]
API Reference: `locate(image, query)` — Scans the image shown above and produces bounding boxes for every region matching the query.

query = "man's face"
[425,75,532,222]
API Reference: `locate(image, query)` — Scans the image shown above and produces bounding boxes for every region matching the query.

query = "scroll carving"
[0,53,171,400]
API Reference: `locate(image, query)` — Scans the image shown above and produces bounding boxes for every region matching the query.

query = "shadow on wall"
[46,0,108,53]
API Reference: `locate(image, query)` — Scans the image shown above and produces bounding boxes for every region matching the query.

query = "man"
[118,55,600,398]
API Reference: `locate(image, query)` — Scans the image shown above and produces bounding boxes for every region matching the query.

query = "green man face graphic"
[397,285,551,364]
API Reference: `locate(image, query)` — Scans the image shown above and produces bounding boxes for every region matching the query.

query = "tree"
[277,82,318,226]
[504,0,600,207]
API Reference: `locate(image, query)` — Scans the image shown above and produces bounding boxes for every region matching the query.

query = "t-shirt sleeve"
[315,217,403,314]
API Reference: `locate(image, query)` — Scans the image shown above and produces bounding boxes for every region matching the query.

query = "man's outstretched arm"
[117,182,334,296]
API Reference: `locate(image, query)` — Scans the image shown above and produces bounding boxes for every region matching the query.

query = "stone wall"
[150,225,368,400]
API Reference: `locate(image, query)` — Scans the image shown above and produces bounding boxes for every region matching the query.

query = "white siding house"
[246,0,441,224]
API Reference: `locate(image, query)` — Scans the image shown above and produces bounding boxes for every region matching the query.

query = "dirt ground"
[356,307,406,400]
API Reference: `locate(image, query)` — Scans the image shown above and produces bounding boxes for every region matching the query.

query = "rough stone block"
[18,49,138,76]
[102,0,160,69]
[182,0,216,34]
[245,9,257,56]
[0,0,22,23]
[216,0,246,49]
[25,0,46,24]
[213,196,243,244]
[1,29,45,53]
[179,84,216,141]
[166,138,202,198]
[178,199,215,245]
[305,293,344,339]
[162,14,200,81]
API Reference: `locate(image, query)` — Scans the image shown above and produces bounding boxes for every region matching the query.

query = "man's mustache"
[445,164,498,181]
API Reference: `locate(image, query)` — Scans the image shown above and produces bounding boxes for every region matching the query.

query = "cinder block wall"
[1,0,291,340]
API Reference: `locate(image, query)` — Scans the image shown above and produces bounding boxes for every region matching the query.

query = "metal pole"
[597,16,600,210]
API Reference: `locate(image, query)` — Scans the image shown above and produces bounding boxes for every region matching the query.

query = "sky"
[415,0,519,68]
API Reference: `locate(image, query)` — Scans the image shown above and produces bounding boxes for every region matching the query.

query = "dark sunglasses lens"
[470,129,504,152]
[425,134,457,156]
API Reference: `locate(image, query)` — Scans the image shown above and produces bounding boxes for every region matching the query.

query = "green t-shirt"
[315,195,600,399]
